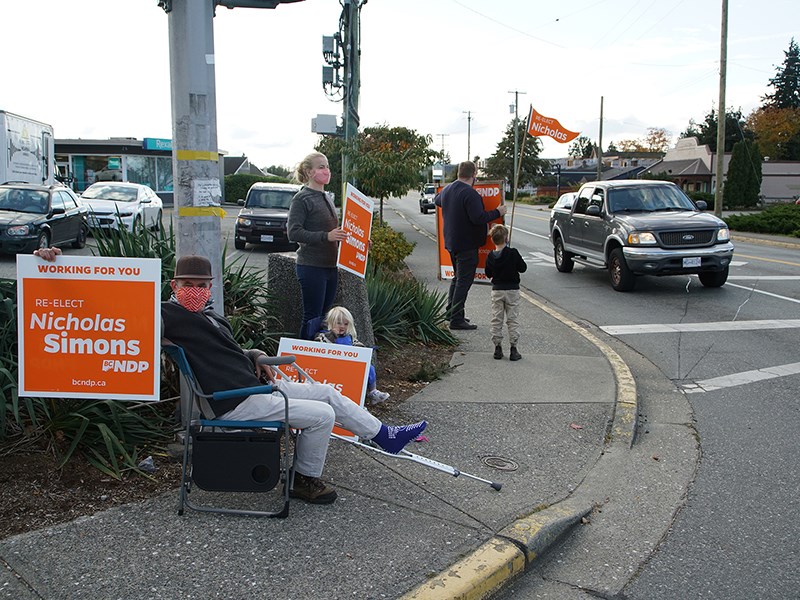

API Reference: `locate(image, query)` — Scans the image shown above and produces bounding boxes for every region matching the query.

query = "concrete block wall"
[266,253,375,348]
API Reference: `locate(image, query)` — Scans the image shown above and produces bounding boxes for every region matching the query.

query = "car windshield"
[82,185,138,203]
[608,185,696,213]
[246,190,294,209]
[424,186,436,195]
[0,188,49,214]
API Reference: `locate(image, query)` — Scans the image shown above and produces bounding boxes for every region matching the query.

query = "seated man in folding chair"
[161,255,427,505]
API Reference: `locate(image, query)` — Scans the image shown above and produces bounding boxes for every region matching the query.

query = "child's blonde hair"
[489,223,509,245]
[324,306,357,337]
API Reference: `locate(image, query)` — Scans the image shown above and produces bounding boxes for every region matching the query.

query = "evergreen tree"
[680,108,752,152]
[484,120,547,187]
[568,136,594,159]
[763,38,800,109]
[723,139,762,209]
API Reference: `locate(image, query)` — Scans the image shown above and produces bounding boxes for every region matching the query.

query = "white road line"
[601,319,800,335]
[526,251,554,263]
[682,362,800,393]
[724,282,800,304]
[728,276,800,280]
[510,226,549,240]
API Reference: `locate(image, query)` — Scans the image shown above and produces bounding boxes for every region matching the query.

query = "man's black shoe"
[450,321,477,330]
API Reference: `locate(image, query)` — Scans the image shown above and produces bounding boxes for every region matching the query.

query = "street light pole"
[508,90,526,198]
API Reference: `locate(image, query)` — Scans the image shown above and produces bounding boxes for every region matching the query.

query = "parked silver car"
[81,182,163,231]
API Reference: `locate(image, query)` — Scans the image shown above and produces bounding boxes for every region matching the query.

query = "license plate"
[260,234,274,242]
[683,257,701,268]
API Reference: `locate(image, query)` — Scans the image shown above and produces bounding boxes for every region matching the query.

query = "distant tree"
[484,120,547,187]
[616,138,647,152]
[680,108,752,152]
[265,164,292,178]
[644,127,672,152]
[763,38,800,109]
[568,136,595,159]
[607,141,618,153]
[746,106,800,160]
[723,139,763,208]
[345,125,438,222]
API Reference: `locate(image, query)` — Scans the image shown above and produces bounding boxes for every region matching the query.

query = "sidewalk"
[0,259,630,600]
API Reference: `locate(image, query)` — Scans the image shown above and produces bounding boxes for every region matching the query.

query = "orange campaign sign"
[275,337,372,439]
[436,180,505,282]
[526,106,580,144]
[337,183,374,278]
[16,255,162,401]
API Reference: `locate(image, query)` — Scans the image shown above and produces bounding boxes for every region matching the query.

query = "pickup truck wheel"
[554,239,574,273]
[609,248,636,291]
[234,238,246,250]
[698,267,728,287]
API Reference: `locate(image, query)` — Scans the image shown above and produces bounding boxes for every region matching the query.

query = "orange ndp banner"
[527,106,580,144]
[276,337,372,439]
[436,180,505,282]
[337,183,374,278]
[16,255,161,401]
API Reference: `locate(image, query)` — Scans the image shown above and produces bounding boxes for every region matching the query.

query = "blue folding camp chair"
[162,341,298,518]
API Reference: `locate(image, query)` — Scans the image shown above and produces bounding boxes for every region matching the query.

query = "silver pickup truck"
[549,180,734,291]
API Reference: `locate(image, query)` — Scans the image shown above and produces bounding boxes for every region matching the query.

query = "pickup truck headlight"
[717,227,730,242]
[237,217,252,227]
[7,225,31,236]
[628,231,657,245]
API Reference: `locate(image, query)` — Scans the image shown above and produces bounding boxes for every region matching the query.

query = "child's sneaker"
[366,389,390,405]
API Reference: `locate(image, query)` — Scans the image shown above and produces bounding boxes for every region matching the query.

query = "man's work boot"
[509,346,522,361]
[493,345,503,360]
[290,473,337,504]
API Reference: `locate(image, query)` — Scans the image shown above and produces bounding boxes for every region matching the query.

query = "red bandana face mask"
[175,286,211,312]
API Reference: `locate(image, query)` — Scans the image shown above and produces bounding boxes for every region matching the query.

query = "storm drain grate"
[481,456,518,471]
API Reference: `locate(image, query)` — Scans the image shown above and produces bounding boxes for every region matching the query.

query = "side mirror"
[695,200,707,211]
[51,207,66,216]
[238,199,245,206]
[141,198,152,204]
[586,204,601,216]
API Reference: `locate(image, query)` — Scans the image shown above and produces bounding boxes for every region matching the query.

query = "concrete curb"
[399,291,638,599]
[731,233,800,250]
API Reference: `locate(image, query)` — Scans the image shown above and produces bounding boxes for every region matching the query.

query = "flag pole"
[508,105,532,245]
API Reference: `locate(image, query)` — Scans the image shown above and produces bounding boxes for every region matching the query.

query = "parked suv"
[234,182,301,251]
[419,184,436,214]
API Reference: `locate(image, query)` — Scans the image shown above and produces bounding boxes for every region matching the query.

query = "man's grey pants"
[490,289,521,346]
[220,379,381,478]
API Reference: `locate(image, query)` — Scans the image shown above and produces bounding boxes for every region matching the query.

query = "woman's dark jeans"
[296,264,338,339]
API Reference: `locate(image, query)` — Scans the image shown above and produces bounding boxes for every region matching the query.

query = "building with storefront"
[55,137,225,205]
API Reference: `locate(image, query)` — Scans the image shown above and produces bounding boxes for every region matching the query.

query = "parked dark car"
[234,182,302,251]
[0,183,89,253]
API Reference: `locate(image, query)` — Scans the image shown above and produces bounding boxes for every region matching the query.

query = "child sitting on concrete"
[484,223,527,361]
[315,305,391,404]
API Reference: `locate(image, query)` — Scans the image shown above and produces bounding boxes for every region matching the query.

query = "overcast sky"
[1,1,797,171]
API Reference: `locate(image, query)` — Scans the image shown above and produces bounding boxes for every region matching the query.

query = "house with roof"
[641,137,800,203]
[223,155,268,177]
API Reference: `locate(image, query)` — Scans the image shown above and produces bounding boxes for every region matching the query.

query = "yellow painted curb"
[499,502,592,562]
[401,538,524,600]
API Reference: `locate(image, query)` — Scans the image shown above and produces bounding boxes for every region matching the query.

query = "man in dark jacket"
[435,161,507,330]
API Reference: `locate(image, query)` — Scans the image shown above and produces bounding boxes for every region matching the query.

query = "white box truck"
[0,110,57,185]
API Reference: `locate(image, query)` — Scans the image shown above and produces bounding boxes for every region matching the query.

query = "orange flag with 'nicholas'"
[526,106,580,144]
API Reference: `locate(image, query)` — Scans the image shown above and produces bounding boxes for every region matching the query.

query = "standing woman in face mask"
[287,152,348,340]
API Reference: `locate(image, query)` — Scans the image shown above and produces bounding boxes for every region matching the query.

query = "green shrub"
[367,269,457,348]
[724,204,800,237]
[688,191,715,207]
[224,174,291,204]
[368,220,415,272]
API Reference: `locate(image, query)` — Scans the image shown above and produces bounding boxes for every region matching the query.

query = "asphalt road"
[388,193,800,599]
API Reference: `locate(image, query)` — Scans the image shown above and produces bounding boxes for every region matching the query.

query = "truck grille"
[658,229,715,247]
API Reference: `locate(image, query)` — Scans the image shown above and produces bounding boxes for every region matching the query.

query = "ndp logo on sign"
[102,359,151,373]
[475,186,500,197]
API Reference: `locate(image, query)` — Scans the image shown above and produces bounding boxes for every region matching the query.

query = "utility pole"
[596,96,604,181]
[714,0,728,218]
[462,111,473,160]
[436,133,449,158]
[341,0,362,199]
[166,0,224,309]
[508,90,526,199]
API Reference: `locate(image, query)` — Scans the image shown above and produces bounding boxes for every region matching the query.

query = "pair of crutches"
[259,355,502,491]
